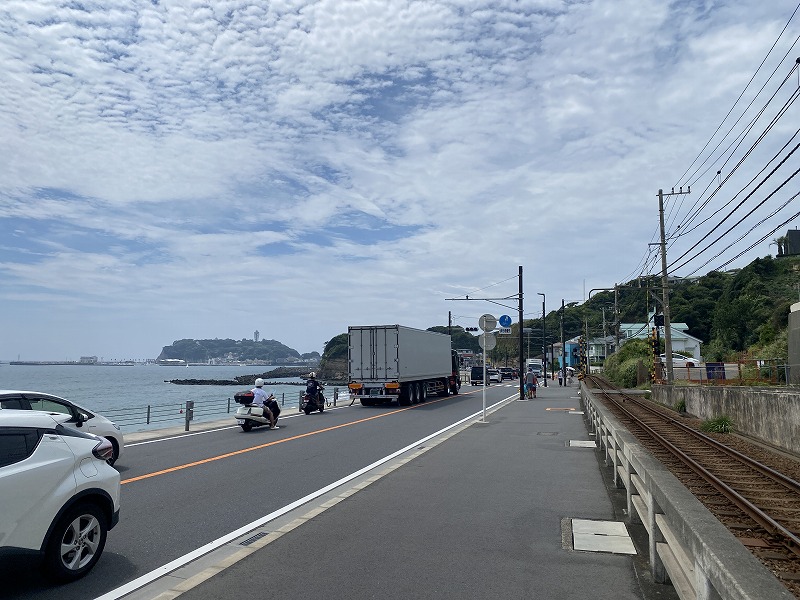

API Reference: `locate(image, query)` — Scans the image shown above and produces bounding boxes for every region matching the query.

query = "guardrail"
[581,382,794,600]
[103,388,347,432]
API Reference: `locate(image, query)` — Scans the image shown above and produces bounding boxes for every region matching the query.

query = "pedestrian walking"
[558,370,563,386]
[524,369,536,399]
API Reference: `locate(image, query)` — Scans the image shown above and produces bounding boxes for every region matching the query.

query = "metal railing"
[102,389,345,432]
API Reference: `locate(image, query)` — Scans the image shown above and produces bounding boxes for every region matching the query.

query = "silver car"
[0,390,124,465]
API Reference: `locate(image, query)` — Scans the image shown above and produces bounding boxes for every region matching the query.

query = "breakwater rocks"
[167,366,311,386]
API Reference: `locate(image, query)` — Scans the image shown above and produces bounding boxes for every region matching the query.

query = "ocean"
[0,364,346,433]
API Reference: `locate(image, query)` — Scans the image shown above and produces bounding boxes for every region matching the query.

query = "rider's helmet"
[308,372,316,379]
[254,378,265,387]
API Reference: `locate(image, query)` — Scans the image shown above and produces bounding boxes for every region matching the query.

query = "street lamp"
[537,293,547,387]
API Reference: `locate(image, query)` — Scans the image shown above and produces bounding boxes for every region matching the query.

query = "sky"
[1,0,799,361]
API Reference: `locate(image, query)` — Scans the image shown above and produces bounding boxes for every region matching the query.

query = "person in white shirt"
[251,378,276,428]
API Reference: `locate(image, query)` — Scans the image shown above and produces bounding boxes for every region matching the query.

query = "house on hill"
[619,316,703,362]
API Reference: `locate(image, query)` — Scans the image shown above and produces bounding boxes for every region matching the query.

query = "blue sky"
[1,0,799,360]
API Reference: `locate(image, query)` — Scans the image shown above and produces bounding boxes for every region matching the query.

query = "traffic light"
[654,314,664,327]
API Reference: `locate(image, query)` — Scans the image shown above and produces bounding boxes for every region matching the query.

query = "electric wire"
[668,68,800,240]
[685,197,800,278]
[674,3,800,188]
[670,161,800,273]
[711,206,800,273]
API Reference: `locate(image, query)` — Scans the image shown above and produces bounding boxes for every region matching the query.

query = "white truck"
[347,325,461,406]
[526,358,543,376]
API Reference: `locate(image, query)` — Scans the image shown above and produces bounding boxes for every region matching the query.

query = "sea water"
[0,364,341,433]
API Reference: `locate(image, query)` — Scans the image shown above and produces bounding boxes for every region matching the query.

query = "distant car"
[488,369,502,384]
[0,391,124,465]
[660,353,696,368]
[498,367,516,380]
[470,366,487,385]
[0,410,120,581]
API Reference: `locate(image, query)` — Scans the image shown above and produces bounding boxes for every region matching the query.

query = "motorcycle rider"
[305,372,323,407]
[252,378,277,428]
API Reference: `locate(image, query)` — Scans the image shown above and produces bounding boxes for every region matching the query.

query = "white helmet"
[254,378,265,387]
[308,372,316,379]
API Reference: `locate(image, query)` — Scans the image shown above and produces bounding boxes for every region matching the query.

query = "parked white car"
[660,353,697,368]
[0,410,121,581]
[0,390,124,465]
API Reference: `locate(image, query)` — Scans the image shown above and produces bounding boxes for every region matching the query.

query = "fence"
[654,358,790,386]
[102,388,346,432]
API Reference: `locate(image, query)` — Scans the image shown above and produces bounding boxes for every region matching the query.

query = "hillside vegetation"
[158,338,318,364]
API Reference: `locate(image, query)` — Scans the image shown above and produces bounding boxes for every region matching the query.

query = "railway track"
[584,375,800,595]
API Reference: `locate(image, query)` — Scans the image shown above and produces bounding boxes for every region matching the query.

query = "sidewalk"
[135,383,674,600]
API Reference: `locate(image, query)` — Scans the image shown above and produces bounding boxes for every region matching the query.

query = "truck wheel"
[417,382,426,402]
[398,385,411,406]
[360,398,375,407]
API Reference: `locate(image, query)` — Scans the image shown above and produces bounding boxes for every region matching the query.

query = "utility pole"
[518,266,525,400]
[538,292,547,387]
[560,299,565,385]
[614,284,620,354]
[658,187,690,384]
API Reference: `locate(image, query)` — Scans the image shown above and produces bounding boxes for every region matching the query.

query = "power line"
[670,163,800,273]
[674,2,800,188]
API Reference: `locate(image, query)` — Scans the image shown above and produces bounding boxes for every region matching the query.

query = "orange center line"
[121,398,451,485]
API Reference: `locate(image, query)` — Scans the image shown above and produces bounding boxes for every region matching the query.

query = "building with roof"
[619,315,703,361]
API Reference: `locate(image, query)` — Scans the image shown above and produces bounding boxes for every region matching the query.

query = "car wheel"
[44,503,108,582]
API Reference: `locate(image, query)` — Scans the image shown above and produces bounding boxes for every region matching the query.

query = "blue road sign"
[499,314,512,328]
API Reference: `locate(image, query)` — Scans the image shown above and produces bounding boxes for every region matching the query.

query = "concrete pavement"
[124,382,677,600]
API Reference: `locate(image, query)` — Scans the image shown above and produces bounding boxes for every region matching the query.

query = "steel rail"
[587,376,800,558]
[590,376,800,495]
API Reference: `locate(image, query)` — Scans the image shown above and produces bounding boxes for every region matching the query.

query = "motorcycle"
[233,391,281,432]
[300,386,326,415]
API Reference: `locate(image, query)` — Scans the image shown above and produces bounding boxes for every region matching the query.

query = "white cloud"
[0,0,798,359]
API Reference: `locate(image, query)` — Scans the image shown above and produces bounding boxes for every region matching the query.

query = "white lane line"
[94,396,514,600]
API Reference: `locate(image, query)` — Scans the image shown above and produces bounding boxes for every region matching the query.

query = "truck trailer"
[347,325,461,406]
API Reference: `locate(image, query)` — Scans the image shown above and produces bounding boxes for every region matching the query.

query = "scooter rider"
[305,372,323,406]
[252,378,277,429]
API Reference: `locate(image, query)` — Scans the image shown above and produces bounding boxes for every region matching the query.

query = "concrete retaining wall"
[652,385,800,455]
[582,383,794,600]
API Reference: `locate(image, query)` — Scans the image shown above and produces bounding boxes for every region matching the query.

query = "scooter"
[300,387,326,415]
[233,391,281,432]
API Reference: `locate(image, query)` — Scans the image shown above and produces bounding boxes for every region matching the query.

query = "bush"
[603,339,651,388]
[700,416,734,433]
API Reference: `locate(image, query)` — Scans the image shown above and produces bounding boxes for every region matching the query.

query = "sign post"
[478,314,497,423]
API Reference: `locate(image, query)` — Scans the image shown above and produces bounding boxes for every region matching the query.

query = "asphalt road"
[2,383,520,600]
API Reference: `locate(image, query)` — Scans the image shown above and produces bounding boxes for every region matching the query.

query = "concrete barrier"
[652,385,800,455]
[582,382,794,600]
